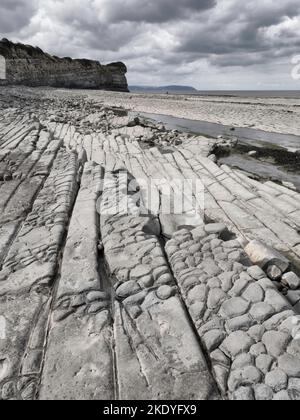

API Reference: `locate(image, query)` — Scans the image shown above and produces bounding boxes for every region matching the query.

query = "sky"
[1,0,300,89]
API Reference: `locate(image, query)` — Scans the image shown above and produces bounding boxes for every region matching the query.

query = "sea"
[189,91,300,99]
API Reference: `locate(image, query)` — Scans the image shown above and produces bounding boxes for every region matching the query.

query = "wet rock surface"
[0,86,300,400]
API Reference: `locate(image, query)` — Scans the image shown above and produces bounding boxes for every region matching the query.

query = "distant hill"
[129,85,198,93]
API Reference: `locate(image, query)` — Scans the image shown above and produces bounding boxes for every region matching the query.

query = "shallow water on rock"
[135,111,300,190]
[136,111,300,152]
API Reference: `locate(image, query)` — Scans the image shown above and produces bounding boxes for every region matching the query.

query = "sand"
[79,90,300,136]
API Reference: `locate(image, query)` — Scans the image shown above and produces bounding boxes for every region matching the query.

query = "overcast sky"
[1,0,300,89]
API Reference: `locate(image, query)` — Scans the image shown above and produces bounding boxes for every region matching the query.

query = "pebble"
[188,284,208,303]
[189,301,206,319]
[156,273,173,285]
[138,275,154,288]
[255,354,273,374]
[221,331,254,357]
[207,289,227,310]
[243,283,264,303]
[248,325,266,343]
[221,297,250,319]
[273,390,290,400]
[204,223,226,235]
[262,331,290,358]
[231,386,254,400]
[231,354,254,370]
[250,343,266,357]
[267,264,283,280]
[131,264,152,279]
[278,354,300,377]
[156,285,174,300]
[203,329,226,352]
[250,302,275,322]
[228,366,262,392]
[71,294,86,307]
[265,369,288,392]
[282,272,300,290]
[211,349,230,366]
[247,266,266,280]
[226,315,254,332]
[286,290,300,306]
[86,291,108,302]
[88,301,109,314]
[255,384,273,400]
[116,281,141,299]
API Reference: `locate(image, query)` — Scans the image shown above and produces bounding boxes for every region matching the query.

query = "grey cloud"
[175,1,300,67]
[1,0,300,88]
[102,0,216,23]
[0,0,37,33]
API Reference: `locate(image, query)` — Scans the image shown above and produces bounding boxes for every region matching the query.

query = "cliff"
[0,38,128,91]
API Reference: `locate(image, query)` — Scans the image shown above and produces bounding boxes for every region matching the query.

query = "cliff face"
[0,39,128,91]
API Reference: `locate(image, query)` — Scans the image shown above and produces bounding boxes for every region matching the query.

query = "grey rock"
[228,366,262,392]
[188,284,208,303]
[204,223,227,235]
[250,343,266,357]
[131,264,152,279]
[267,265,282,281]
[221,297,250,319]
[248,325,266,343]
[231,386,255,400]
[116,281,141,299]
[232,354,254,370]
[211,349,230,366]
[288,378,300,400]
[189,301,206,319]
[282,272,300,290]
[273,390,290,400]
[242,283,264,303]
[226,315,254,332]
[88,301,109,314]
[286,290,300,306]
[247,266,266,280]
[262,331,290,358]
[245,240,290,272]
[86,291,109,302]
[254,384,273,401]
[265,369,288,392]
[156,285,174,300]
[255,354,273,374]
[221,331,254,357]
[250,302,275,322]
[278,354,300,377]
[203,329,226,352]
[207,289,227,310]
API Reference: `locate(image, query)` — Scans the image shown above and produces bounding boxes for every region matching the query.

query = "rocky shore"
[0,39,128,91]
[0,87,300,400]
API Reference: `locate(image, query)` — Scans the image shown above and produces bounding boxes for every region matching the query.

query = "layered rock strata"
[0,39,128,91]
[0,86,300,400]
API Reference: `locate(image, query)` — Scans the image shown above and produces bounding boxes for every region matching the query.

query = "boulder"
[244,240,290,274]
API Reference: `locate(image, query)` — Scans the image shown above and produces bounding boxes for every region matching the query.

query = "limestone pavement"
[0,87,300,400]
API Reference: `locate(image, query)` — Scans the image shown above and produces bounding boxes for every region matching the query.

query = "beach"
[1,86,300,400]
[85,90,300,136]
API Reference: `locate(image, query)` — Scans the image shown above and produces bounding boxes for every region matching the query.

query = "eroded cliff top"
[0,38,127,71]
[0,38,128,91]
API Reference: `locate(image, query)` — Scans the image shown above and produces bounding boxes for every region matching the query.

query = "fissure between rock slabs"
[159,230,224,399]
[35,155,82,400]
